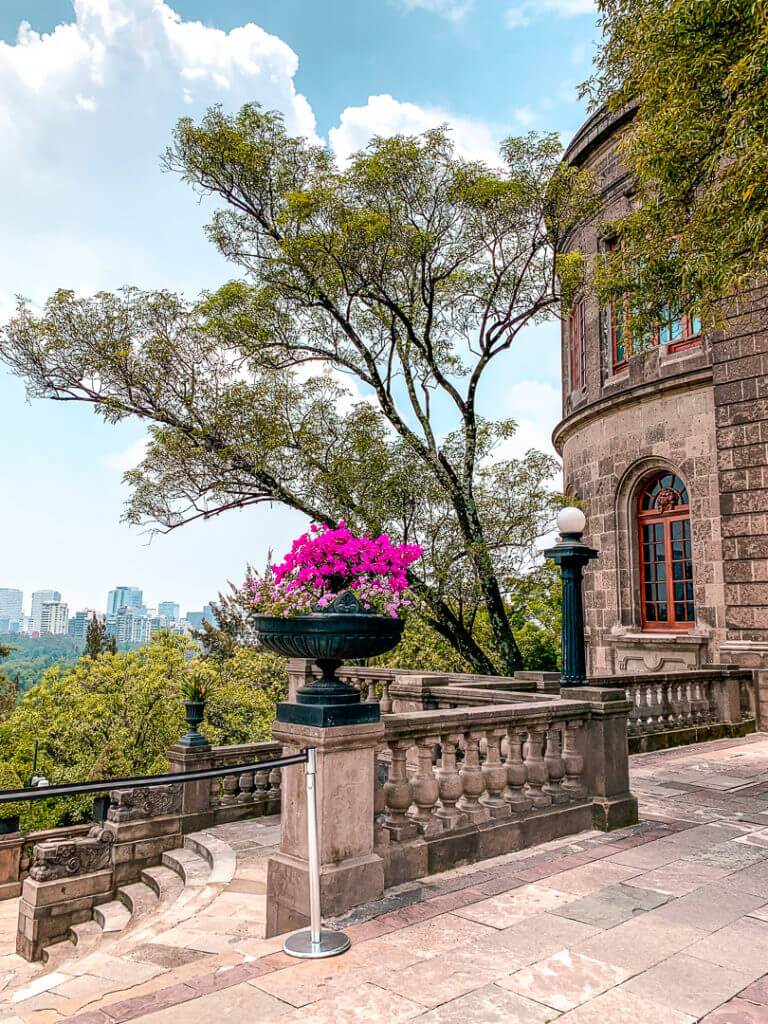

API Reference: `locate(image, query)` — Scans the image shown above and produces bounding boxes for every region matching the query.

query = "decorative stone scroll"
[107,784,182,823]
[29,825,114,882]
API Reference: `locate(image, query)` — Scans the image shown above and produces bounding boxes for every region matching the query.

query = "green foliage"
[0,107,595,676]
[586,0,768,331]
[375,563,561,675]
[0,762,23,821]
[0,634,80,694]
[0,633,286,831]
[84,615,117,659]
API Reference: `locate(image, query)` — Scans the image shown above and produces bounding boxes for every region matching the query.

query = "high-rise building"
[185,603,217,632]
[40,601,69,635]
[31,590,62,632]
[105,607,150,645]
[0,589,23,626]
[68,609,100,643]
[107,587,143,615]
[158,601,180,620]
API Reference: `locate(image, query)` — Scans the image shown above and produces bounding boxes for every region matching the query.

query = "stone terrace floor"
[8,735,768,1023]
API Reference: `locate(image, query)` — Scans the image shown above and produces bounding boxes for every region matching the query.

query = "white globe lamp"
[557,506,586,537]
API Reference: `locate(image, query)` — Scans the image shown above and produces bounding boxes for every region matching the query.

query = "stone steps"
[38,840,216,964]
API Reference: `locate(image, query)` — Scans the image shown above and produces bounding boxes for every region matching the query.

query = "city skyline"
[0,583,212,622]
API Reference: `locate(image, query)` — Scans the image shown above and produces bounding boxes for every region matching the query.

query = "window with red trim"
[605,240,702,372]
[569,299,586,392]
[638,472,695,631]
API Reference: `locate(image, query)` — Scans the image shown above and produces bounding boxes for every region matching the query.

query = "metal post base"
[283,928,351,959]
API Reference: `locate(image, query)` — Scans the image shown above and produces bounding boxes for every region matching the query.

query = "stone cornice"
[563,100,639,169]
[552,366,713,455]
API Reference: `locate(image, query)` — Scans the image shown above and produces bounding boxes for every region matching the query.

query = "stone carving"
[29,827,113,881]
[656,487,679,512]
[107,784,182,823]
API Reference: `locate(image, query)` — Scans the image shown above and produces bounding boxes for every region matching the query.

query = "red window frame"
[637,473,695,631]
[605,239,702,373]
[569,299,586,393]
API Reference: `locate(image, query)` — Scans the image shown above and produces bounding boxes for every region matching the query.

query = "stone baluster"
[380,678,393,714]
[458,730,491,824]
[626,685,640,736]
[708,684,720,724]
[237,770,254,804]
[669,681,684,727]
[480,729,511,818]
[682,680,695,727]
[383,741,419,841]
[209,776,221,809]
[253,765,269,804]
[435,732,467,829]
[561,720,586,800]
[654,683,667,731]
[365,678,378,704]
[503,725,532,813]
[523,723,552,809]
[267,766,282,812]
[221,774,238,806]
[638,686,654,733]
[409,738,442,835]
[542,725,568,804]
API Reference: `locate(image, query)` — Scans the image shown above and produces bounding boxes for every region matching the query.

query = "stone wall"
[557,379,726,674]
[556,103,732,675]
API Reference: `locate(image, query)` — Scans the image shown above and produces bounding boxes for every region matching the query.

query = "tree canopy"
[586,0,768,330]
[0,108,597,674]
[0,632,286,831]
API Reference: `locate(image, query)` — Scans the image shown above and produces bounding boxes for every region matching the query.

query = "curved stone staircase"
[38,830,236,965]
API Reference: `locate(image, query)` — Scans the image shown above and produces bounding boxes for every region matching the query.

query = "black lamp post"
[544,507,598,689]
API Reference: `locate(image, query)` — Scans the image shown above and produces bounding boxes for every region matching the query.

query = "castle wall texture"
[556,104,768,692]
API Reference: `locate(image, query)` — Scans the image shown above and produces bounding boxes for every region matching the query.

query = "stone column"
[266,720,385,937]
[167,741,214,830]
[568,686,639,830]
[0,831,24,899]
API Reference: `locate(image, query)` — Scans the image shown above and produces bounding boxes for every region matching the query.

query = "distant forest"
[0,634,81,693]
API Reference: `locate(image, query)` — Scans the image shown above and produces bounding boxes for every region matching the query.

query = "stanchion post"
[282,747,351,959]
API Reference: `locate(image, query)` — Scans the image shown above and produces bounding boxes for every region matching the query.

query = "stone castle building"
[556,103,768,705]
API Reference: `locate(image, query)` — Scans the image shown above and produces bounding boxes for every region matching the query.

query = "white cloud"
[329,93,503,167]
[398,0,474,21]
[506,0,596,28]
[0,0,318,303]
[513,106,537,127]
[102,436,149,472]
[498,380,561,461]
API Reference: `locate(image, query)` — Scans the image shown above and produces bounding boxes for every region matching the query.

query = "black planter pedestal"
[254,592,403,728]
[277,657,381,727]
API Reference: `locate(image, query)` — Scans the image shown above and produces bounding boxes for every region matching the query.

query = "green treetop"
[585,0,768,334]
[0,108,597,674]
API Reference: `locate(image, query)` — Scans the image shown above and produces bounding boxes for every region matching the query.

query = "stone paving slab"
[8,736,768,1023]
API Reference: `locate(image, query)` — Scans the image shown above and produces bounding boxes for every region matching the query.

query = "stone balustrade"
[376,698,598,884]
[207,741,282,818]
[592,668,756,752]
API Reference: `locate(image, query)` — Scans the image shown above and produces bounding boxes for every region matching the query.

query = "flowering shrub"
[243,523,422,617]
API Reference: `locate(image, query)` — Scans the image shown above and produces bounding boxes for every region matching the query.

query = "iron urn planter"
[180,700,208,747]
[253,590,404,727]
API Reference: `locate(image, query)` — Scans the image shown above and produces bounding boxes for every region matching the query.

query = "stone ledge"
[379,802,594,888]
[628,718,756,754]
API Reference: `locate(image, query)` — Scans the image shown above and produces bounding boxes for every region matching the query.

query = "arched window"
[638,472,695,630]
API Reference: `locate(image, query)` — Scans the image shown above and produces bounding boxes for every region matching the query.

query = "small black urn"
[180,700,208,747]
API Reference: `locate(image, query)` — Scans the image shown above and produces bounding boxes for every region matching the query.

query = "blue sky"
[0,0,598,615]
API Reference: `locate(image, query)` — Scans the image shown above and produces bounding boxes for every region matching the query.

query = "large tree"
[0,107,596,674]
[586,0,768,330]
